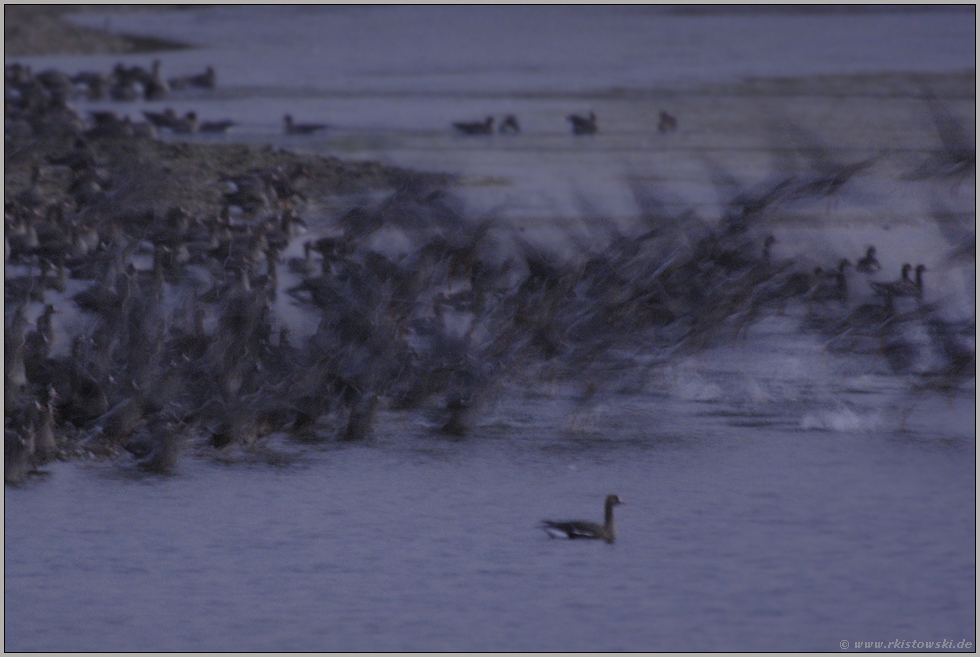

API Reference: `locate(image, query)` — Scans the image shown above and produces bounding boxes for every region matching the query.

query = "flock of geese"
[451,110,677,137]
[4,59,976,485]
[7,59,678,139]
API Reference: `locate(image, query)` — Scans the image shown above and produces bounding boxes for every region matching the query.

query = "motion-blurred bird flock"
[5,59,975,483]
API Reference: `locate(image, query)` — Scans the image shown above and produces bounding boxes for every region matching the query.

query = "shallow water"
[5,5,976,652]
[5,359,975,651]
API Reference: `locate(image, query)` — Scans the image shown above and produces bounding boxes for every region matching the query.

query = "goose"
[143,107,178,129]
[199,119,236,134]
[284,114,328,135]
[498,114,520,134]
[871,264,926,300]
[567,111,597,135]
[171,111,200,134]
[541,494,624,543]
[187,65,217,89]
[657,110,678,133]
[807,258,851,304]
[453,116,494,135]
[5,423,35,485]
[143,60,170,101]
[33,397,57,463]
[855,246,881,273]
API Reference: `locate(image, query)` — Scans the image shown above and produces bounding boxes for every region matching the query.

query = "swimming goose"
[143,60,170,101]
[541,494,624,543]
[657,110,678,133]
[168,65,217,90]
[871,264,926,300]
[284,114,328,135]
[567,111,597,135]
[855,246,881,273]
[453,116,494,135]
[188,65,217,89]
[199,119,236,134]
[498,114,520,134]
[805,258,851,305]
[171,111,200,134]
[143,107,179,129]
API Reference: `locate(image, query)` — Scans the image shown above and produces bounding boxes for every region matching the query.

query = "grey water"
[5,6,976,652]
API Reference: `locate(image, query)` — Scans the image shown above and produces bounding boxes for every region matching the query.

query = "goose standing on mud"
[541,494,624,543]
[567,111,597,135]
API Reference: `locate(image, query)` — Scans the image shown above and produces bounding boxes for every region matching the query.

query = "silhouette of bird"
[284,114,328,135]
[143,107,179,129]
[855,246,881,273]
[498,114,520,134]
[199,119,236,134]
[657,110,678,133]
[567,111,597,135]
[453,116,494,135]
[871,264,927,301]
[541,494,624,543]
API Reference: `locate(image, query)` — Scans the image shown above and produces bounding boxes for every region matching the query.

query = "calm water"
[5,328,975,651]
[5,359,975,651]
[5,5,976,652]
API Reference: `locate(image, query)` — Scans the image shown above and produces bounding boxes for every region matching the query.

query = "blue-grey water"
[5,6,976,652]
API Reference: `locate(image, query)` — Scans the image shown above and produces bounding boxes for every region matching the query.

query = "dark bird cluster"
[284,114,328,135]
[5,61,231,145]
[7,60,216,106]
[452,114,522,135]
[5,64,974,485]
[567,111,597,135]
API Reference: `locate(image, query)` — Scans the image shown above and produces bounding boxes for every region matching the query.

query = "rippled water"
[5,5,976,652]
[5,349,975,651]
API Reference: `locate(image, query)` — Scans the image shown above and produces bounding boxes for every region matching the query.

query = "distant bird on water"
[567,111,597,135]
[871,263,927,300]
[453,116,494,135]
[540,494,624,544]
[498,114,521,134]
[855,246,881,273]
[657,110,678,133]
[199,119,236,134]
[284,114,328,135]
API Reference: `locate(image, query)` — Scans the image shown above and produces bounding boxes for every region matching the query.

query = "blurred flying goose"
[453,116,494,135]
[541,494,624,543]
